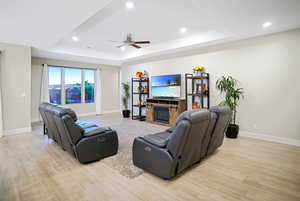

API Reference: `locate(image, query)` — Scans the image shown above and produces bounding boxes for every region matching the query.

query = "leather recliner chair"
[132,106,231,179]
[39,103,118,163]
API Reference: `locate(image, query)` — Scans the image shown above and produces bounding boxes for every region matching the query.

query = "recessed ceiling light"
[72,36,79,41]
[126,1,135,9]
[180,27,187,33]
[263,22,272,28]
[120,46,126,51]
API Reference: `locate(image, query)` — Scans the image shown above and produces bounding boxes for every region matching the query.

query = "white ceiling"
[1,0,300,65]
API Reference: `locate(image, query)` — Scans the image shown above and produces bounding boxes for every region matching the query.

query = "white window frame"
[48,66,95,105]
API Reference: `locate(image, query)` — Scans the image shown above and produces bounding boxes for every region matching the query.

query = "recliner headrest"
[209,106,232,116]
[51,105,78,121]
[176,109,210,125]
[39,102,52,111]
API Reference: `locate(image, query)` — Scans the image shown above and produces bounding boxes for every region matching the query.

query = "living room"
[0,0,300,201]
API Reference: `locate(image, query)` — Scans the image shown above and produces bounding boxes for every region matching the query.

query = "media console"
[146,98,186,127]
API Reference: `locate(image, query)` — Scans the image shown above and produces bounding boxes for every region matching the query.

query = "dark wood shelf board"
[132,79,149,82]
[187,93,209,96]
[133,105,146,107]
[132,115,146,121]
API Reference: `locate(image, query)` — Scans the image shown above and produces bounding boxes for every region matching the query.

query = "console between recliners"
[39,103,118,163]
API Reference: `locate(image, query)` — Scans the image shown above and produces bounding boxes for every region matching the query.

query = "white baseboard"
[78,113,97,117]
[102,109,121,114]
[239,131,300,147]
[31,118,41,123]
[4,127,32,136]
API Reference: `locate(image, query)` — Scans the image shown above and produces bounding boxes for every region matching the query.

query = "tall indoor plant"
[216,76,244,138]
[122,82,131,118]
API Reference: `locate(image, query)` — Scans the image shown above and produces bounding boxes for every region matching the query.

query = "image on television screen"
[151,74,181,98]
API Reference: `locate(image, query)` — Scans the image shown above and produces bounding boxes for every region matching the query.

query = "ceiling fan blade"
[109,40,121,43]
[134,41,150,44]
[131,44,141,49]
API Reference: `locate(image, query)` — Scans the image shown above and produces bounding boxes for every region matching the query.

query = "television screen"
[151,74,181,98]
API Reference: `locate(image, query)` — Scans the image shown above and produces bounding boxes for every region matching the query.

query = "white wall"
[31,57,120,121]
[121,29,300,143]
[0,52,3,137]
[0,43,31,134]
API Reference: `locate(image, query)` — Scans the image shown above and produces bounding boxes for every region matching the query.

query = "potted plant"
[121,82,130,118]
[216,76,244,138]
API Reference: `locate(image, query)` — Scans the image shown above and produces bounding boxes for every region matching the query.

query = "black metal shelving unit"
[131,77,149,121]
[185,73,210,110]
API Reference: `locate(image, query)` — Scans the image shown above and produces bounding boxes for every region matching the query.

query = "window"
[48,66,95,105]
[84,69,95,103]
[65,68,82,104]
[48,67,61,104]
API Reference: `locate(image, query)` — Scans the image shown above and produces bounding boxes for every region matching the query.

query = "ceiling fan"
[110,34,150,49]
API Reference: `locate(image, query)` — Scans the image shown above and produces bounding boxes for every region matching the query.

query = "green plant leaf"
[216,76,244,124]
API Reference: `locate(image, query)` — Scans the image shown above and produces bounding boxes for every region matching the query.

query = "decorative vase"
[226,124,239,138]
[194,70,203,76]
[122,109,130,118]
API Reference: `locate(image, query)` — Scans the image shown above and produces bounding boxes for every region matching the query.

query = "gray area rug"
[81,113,168,179]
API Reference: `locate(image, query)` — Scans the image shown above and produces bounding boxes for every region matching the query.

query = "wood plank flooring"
[0,113,299,201]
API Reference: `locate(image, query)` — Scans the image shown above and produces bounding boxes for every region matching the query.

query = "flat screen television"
[151,74,181,98]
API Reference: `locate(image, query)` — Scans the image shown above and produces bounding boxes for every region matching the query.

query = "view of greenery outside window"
[65,68,82,104]
[48,66,62,104]
[84,69,95,103]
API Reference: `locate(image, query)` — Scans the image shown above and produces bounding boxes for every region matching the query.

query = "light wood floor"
[0,114,300,201]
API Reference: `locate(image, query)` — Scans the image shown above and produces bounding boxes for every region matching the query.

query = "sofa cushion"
[83,127,111,137]
[142,131,172,148]
[76,120,98,134]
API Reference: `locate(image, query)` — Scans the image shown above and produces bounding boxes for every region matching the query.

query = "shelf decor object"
[131,77,149,121]
[192,66,205,76]
[185,73,210,110]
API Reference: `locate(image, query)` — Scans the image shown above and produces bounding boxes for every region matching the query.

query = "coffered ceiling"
[1,0,300,65]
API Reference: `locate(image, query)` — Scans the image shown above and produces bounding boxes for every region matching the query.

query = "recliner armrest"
[76,120,98,129]
[166,127,175,133]
[83,127,111,137]
[141,131,171,148]
[132,137,176,179]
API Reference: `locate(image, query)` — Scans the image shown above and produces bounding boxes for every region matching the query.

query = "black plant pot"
[122,109,130,118]
[226,124,239,138]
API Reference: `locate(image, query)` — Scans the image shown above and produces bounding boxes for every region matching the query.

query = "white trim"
[102,109,121,114]
[95,68,102,115]
[31,118,41,123]
[78,112,97,117]
[239,131,300,147]
[4,127,32,136]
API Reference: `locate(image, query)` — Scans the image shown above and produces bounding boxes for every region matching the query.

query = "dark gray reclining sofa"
[133,106,231,179]
[39,103,118,163]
